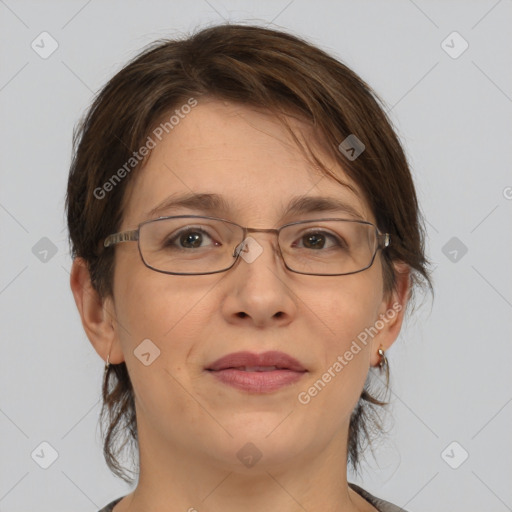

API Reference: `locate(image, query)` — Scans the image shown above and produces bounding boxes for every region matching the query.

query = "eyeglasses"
[103,215,390,276]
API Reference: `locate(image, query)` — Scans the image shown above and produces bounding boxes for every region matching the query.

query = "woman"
[67,23,430,512]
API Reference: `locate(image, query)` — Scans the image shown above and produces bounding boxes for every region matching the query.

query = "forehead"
[121,99,373,228]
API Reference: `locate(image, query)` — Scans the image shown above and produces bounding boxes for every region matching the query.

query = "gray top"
[97,483,409,512]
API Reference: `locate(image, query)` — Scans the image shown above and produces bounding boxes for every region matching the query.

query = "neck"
[117,413,367,512]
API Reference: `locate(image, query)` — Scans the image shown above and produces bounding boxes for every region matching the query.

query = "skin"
[70,99,410,512]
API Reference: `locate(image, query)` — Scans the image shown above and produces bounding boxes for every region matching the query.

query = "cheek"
[112,257,222,371]
[114,247,194,332]
[111,267,211,419]
[314,270,383,346]
[296,273,383,416]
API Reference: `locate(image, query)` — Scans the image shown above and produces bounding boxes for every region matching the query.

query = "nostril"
[237,312,248,318]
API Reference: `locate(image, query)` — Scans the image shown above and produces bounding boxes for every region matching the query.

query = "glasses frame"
[103,214,391,276]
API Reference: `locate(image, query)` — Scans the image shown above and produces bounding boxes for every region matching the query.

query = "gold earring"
[104,354,110,372]
[377,345,387,370]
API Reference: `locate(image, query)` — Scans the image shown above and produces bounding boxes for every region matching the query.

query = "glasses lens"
[279,220,378,275]
[138,217,379,275]
[139,216,243,274]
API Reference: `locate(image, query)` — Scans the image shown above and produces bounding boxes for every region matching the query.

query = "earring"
[104,354,110,372]
[377,345,387,371]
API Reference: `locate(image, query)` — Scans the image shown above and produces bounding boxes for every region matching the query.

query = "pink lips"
[206,351,307,393]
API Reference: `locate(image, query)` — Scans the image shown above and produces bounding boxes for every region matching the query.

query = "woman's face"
[104,99,403,472]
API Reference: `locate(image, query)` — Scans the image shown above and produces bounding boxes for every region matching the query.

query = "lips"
[206,351,307,372]
[205,351,307,394]
[206,351,307,393]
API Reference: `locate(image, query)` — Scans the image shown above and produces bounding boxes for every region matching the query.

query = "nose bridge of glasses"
[233,226,282,259]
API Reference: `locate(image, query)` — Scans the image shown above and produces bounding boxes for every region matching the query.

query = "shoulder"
[349,482,409,512]
[97,496,125,512]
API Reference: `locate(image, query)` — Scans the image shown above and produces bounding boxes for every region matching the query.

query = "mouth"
[224,366,280,371]
[206,350,307,372]
[206,351,307,393]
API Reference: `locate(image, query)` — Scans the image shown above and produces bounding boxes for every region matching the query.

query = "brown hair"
[66,23,431,484]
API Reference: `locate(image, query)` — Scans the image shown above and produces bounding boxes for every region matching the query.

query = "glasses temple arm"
[104,230,139,247]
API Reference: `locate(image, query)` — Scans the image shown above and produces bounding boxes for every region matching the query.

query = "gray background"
[1,1,511,511]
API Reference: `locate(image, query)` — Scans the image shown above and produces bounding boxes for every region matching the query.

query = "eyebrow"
[145,192,365,222]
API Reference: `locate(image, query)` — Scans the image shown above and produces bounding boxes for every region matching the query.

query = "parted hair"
[66,23,431,484]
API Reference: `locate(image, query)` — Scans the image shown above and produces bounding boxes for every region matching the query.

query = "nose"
[221,232,297,328]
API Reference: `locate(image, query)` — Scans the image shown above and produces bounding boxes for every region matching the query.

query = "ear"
[69,257,125,365]
[369,261,411,367]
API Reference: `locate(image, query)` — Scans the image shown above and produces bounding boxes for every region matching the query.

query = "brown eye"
[164,228,218,250]
[292,230,347,250]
